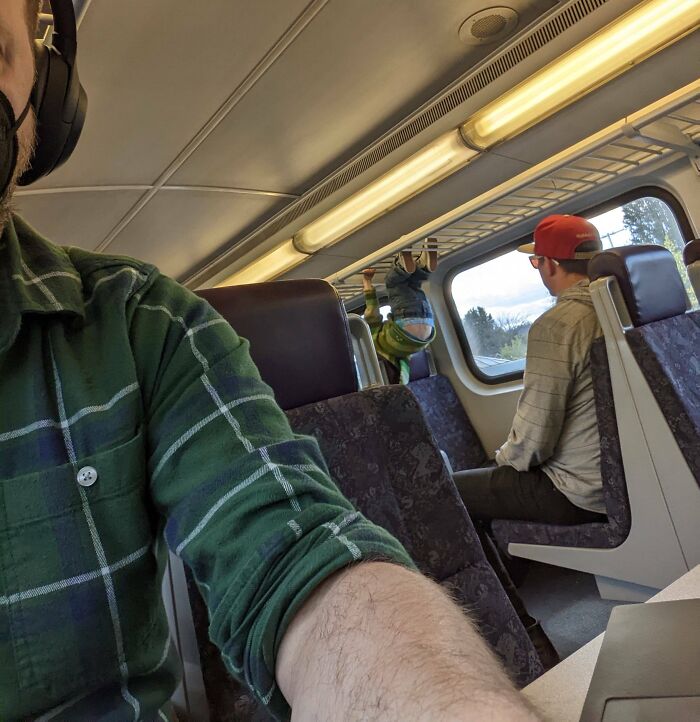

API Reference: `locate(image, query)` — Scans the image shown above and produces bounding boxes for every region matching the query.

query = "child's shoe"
[416,238,438,273]
[398,250,417,274]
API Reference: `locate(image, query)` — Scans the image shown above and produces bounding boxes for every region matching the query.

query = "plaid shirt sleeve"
[128,273,414,718]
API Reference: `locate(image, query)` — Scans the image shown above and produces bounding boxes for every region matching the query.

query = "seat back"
[286,384,542,687]
[464,248,692,599]
[180,280,543,719]
[346,312,384,388]
[407,350,488,471]
[589,246,700,486]
[408,347,434,380]
[625,314,700,483]
[373,348,488,472]
[684,239,700,299]
[198,280,357,411]
[589,245,700,567]
[492,338,630,549]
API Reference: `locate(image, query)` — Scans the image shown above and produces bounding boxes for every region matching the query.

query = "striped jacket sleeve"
[496,313,576,471]
[127,273,413,719]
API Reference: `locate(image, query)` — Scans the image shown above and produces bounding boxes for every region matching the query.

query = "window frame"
[444,185,694,385]
[445,239,530,385]
[345,291,390,316]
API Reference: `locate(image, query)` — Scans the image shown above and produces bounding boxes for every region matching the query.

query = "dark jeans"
[453,464,607,525]
[385,261,433,324]
[455,465,605,654]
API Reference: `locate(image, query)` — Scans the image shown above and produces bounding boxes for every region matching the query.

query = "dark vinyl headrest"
[408,349,431,381]
[589,245,687,327]
[683,239,700,265]
[198,279,358,410]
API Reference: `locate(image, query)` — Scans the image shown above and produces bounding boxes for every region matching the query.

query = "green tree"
[462,306,502,357]
[463,307,531,360]
[661,234,699,307]
[621,197,697,307]
[622,197,684,249]
[499,335,527,360]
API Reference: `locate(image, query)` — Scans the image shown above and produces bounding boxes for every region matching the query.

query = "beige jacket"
[496,280,605,514]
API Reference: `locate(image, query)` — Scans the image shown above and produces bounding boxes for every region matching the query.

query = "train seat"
[492,338,631,551]
[595,246,700,565]
[165,279,543,720]
[684,238,700,298]
[492,246,694,602]
[346,312,384,387]
[407,349,489,472]
[286,384,541,686]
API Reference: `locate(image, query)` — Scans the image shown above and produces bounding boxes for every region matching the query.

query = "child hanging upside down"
[363,240,438,384]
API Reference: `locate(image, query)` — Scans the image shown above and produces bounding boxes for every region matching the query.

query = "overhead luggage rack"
[330,85,700,303]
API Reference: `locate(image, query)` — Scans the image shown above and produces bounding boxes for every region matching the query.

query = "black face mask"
[0,90,31,203]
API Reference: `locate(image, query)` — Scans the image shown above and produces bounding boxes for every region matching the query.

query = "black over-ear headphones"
[18,0,87,185]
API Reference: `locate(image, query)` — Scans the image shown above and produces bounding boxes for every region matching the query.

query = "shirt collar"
[557,278,590,301]
[0,214,85,353]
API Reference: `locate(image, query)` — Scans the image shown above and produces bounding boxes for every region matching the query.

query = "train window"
[588,195,698,308]
[450,192,696,382]
[450,250,548,379]
[349,301,392,320]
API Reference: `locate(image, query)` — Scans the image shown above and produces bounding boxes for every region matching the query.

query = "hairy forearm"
[277,562,541,721]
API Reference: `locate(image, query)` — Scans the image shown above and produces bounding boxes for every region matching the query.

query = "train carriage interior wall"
[7,0,700,719]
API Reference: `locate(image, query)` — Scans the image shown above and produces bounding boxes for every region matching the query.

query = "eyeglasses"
[529,255,560,269]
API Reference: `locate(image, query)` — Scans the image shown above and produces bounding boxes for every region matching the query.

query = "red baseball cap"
[518,215,602,259]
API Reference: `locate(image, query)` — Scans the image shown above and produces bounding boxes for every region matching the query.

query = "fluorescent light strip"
[218,239,305,286]
[327,80,700,286]
[294,130,479,253]
[295,0,699,257]
[221,0,698,283]
[461,0,700,149]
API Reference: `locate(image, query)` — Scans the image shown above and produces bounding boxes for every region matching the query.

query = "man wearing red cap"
[0,3,543,720]
[453,214,608,668]
[455,214,607,525]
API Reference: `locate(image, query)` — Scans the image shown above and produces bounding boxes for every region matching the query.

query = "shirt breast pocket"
[0,429,162,707]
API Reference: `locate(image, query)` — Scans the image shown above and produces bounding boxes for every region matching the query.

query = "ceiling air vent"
[189,0,610,286]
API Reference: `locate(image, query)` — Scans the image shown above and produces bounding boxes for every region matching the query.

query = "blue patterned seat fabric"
[286,384,543,687]
[625,310,700,485]
[183,384,543,721]
[492,338,631,550]
[408,374,489,471]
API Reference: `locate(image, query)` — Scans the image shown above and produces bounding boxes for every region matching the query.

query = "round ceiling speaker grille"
[459,7,519,46]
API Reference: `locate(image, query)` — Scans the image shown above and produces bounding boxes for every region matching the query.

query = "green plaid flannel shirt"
[0,216,412,721]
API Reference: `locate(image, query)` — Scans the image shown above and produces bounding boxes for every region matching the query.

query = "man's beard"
[0,113,37,229]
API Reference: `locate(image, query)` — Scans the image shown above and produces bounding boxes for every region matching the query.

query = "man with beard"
[0,2,542,720]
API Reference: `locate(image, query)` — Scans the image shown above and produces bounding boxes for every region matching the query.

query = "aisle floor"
[518,562,630,659]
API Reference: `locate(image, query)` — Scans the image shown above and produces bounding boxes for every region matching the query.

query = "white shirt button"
[77,466,98,487]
